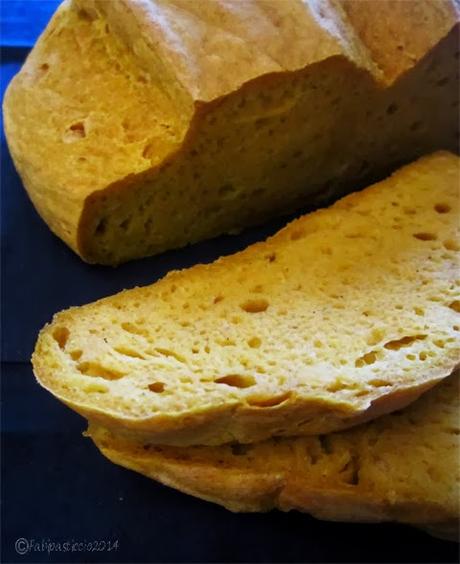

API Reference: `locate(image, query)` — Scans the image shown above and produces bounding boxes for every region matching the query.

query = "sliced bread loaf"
[33,152,460,445]
[4,0,459,264]
[88,373,460,541]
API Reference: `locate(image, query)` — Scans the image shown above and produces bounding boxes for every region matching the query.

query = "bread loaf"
[4,0,459,264]
[88,373,460,541]
[32,153,460,445]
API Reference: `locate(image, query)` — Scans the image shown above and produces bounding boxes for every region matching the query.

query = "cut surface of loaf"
[33,153,460,445]
[88,373,460,541]
[3,0,459,264]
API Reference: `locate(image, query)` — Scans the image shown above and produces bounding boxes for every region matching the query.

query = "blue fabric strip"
[1,0,60,47]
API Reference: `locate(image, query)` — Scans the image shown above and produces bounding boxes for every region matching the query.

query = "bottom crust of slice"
[88,374,460,541]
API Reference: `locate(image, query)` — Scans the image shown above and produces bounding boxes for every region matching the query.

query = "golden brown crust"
[77,0,373,103]
[341,0,459,84]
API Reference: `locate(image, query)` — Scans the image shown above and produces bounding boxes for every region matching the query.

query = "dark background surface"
[1,2,458,563]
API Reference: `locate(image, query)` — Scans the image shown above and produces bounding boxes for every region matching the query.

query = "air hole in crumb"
[248,392,290,408]
[153,348,185,363]
[265,253,276,262]
[419,351,428,361]
[70,349,82,361]
[148,382,165,393]
[434,203,451,214]
[413,232,436,241]
[448,300,460,313]
[340,456,360,485]
[52,327,69,349]
[247,337,262,349]
[121,322,148,336]
[215,374,255,388]
[77,362,125,380]
[355,351,378,367]
[368,379,391,388]
[213,295,224,304]
[240,298,269,313]
[95,218,106,236]
[318,435,333,454]
[326,379,359,392]
[142,143,155,160]
[384,335,426,350]
[66,121,86,140]
[114,346,144,359]
[414,307,425,316]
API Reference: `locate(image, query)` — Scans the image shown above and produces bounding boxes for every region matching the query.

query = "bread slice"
[88,373,460,541]
[32,152,460,445]
[4,0,459,264]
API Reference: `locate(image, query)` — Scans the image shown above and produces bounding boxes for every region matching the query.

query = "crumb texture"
[33,153,460,445]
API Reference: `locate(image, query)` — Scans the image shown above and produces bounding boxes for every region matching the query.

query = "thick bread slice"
[88,373,460,541]
[33,152,460,445]
[4,0,459,264]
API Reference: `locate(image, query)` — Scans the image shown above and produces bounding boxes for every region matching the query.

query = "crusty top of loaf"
[76,0,459,102]
[32,152,460,445]
[341,0,460,84]
[76,0,375,103]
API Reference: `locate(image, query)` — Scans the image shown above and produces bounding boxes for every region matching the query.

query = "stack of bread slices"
[33,152,460,539]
